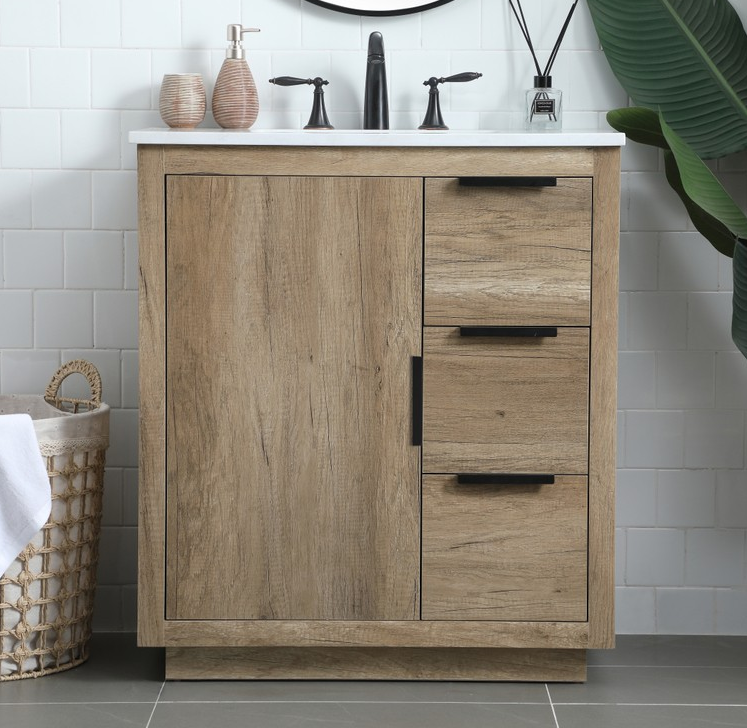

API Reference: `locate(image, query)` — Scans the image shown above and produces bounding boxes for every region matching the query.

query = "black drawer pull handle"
[458,176,557,187]
[457,474,555,486]
[459,326,558,338]
[411,356,423,447]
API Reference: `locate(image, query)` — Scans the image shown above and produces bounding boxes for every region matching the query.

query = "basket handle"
[44,359,103,412]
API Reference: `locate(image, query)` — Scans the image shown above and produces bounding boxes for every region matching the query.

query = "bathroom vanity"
[132,129,624,681]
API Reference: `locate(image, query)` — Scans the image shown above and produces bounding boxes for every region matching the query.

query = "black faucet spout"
[364,32,389,130]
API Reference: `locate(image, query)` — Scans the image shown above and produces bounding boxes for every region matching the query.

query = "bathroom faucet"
[363,32,388,129]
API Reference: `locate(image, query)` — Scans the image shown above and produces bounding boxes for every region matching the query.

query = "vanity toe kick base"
[165,647,587,682]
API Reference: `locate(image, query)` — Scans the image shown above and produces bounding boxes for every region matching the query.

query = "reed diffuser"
[508,0,578,130]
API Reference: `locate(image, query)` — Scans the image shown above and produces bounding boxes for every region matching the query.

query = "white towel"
[0,413,51,574]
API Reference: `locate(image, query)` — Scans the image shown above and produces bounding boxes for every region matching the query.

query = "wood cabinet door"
[165,175,422,621]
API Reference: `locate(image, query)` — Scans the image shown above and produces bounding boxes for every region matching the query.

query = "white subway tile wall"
[1,0,746,634]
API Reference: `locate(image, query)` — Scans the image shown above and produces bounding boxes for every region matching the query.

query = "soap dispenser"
[212,24,260,129]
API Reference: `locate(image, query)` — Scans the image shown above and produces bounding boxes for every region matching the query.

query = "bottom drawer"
[422,474,588,621]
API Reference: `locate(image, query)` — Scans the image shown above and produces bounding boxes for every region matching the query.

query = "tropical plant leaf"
[608,106,736,256]
[733,239,747,357]
[606,107,668,149]
[661,116,747,239]
[662,151,736,258]
[586,0,747,158]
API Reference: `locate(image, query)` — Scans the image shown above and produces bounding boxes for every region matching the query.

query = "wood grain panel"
[424,178,592,325]
[422,327,590,473]
[588,147,621,648]
[422,475,587,621]
[163,145,597,178]
[165,646,587,681]
[137,145,167,646]
[165,175,422,621]
[163,618,589,649]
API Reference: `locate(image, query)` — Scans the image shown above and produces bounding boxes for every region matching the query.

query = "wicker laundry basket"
[0,360,109,680]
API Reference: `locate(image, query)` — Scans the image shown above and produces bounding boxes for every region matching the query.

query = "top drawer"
[424,177,592,326]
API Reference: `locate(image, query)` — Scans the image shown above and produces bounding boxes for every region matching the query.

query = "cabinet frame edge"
[137,145,167,646]
[587,146,620,649]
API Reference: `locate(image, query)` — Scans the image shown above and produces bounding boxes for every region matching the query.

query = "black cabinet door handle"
[412,356,423,446]
[458,176,557,187]
[459,326,558,338]
[457,474,555,486]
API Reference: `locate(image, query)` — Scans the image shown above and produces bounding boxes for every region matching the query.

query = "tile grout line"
[151,700,554,706]
[0,701,160,706]
[590,664,747,669]
[551,702,747,708]
[545,684,560,728]
[144,681,165,728]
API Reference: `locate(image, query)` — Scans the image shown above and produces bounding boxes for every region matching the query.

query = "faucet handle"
[423,72,483,87]
[269,76,333,130]
[270,76,328,87]
[419,71,482,131]
[443,72,483,83]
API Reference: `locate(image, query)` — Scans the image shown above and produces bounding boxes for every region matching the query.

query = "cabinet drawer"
[422,474,588,621]
[422,327,589,474]
[424,177,592,326]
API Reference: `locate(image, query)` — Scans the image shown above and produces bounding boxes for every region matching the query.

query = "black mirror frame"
[304,0,456,16]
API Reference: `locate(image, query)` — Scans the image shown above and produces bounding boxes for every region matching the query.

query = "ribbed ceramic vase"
[212,59,259,129]
[159,74,206,129]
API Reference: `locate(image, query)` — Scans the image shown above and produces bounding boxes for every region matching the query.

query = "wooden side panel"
[165,647,587,681]
[137,145,167,646]
[424,178,592,326]
[588,148,620,648]
[422,327,590,474]
[165,175,422,621]
[422,475,588,621]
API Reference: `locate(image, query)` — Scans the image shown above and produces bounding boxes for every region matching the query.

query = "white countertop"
[129,128,625,147]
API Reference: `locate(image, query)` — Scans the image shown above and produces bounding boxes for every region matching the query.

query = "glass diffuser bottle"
[509,0,577,132]
[526,75,562,130]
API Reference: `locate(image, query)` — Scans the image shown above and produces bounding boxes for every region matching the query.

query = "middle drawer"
[422,326,590,474]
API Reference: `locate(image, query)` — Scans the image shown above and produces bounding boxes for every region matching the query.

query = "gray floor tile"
[0,703,154,728]
[160,679,548,704]
[549,666,747,705]
[555,705,747,728]
[588,635,747,667]
[0,633,163,704]
[150,701,558,728]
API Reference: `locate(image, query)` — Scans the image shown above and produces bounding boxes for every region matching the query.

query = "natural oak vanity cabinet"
[136,135,622,682]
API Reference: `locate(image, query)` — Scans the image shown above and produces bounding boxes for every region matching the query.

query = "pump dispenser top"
[225,24,259,59]
[212,24,260,129]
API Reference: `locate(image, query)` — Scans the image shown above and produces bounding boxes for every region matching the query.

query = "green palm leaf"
[661,116,747,239]
[660,116,747,354]
[586,0,747,158]
[608,106,737,256]
[607,107,669,149]
[662,151,737,258]
[733,241,747,357]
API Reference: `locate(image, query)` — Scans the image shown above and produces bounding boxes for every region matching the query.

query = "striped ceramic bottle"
[212,25,260,130]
